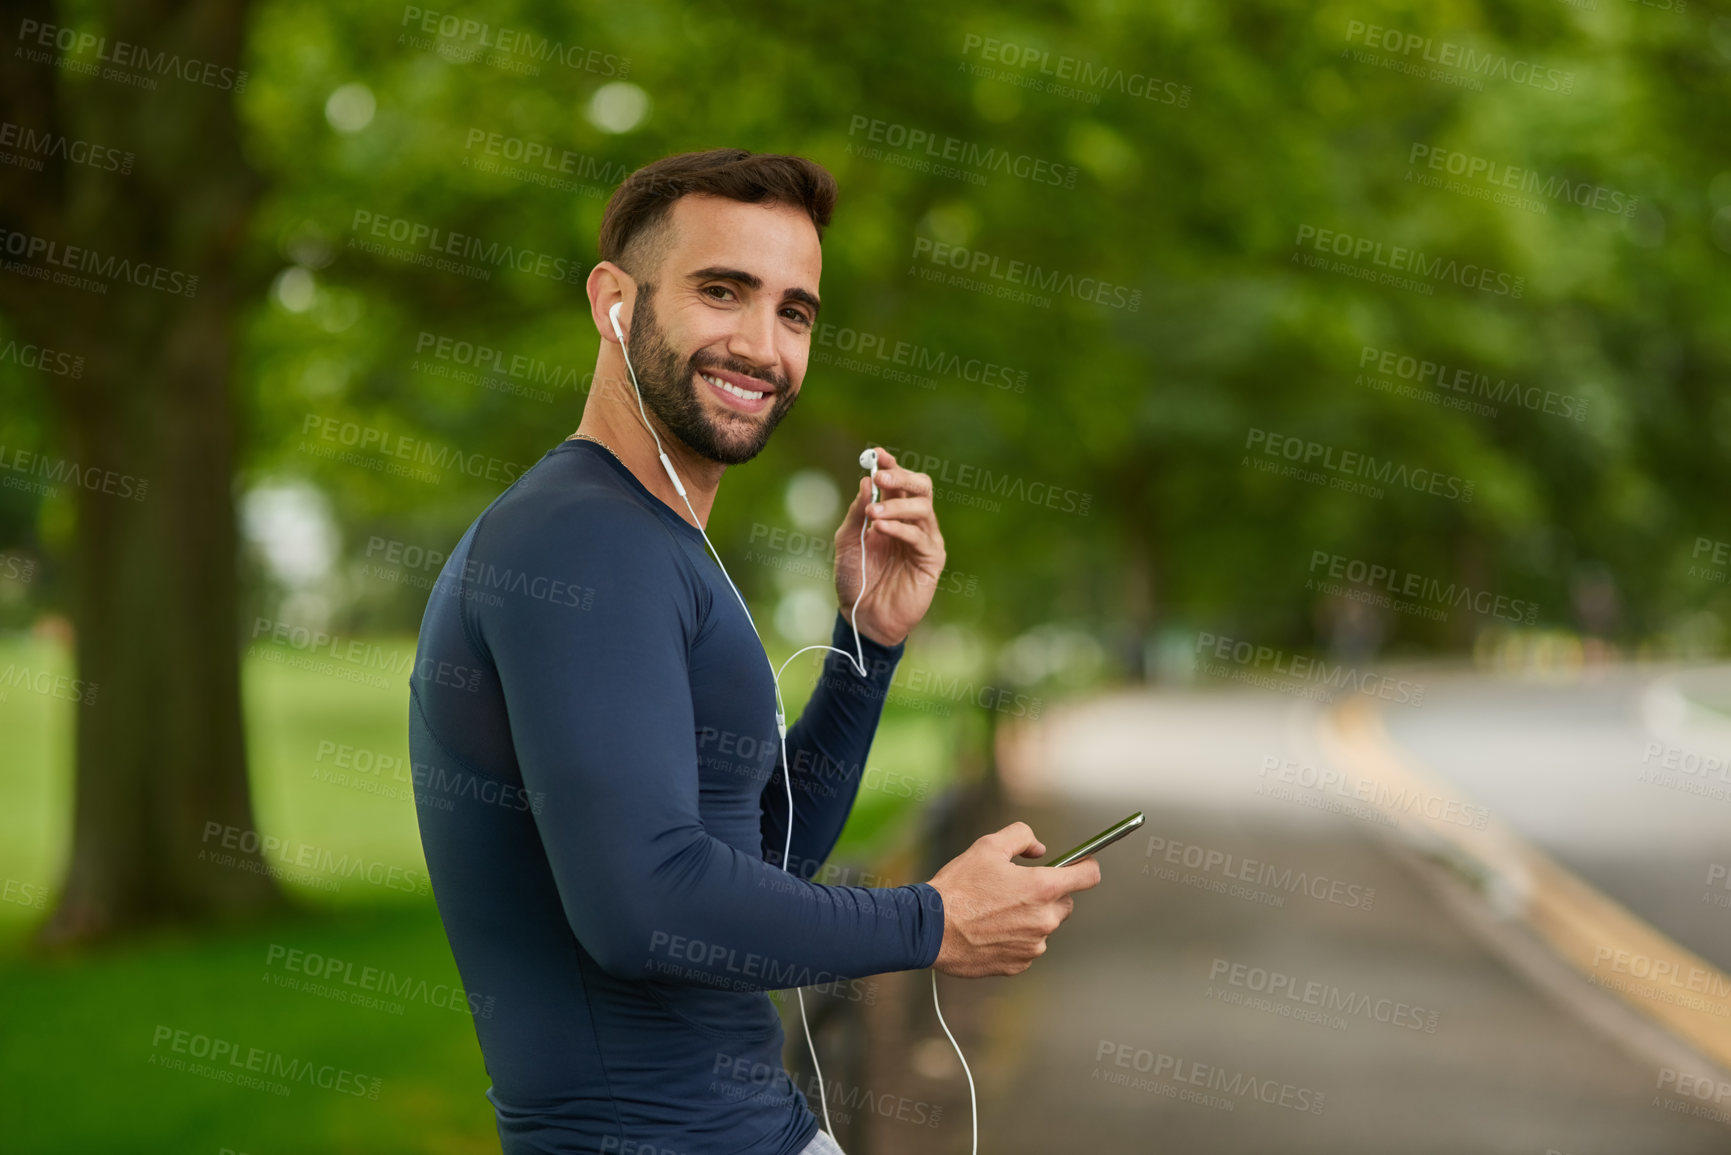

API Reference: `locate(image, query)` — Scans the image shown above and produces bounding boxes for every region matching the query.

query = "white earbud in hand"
[859,448,879,506]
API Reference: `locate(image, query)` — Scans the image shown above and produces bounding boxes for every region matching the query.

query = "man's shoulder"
[465,457,705,634]
[480,457,682,561]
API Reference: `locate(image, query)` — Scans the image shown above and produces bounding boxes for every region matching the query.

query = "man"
[408,148,1100,1155]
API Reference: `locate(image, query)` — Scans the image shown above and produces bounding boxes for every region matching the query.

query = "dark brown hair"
[598,149,838,279]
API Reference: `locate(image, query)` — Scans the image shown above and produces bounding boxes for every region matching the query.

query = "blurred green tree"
[0,0,282,945]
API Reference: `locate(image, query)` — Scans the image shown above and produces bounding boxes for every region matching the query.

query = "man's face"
[621,194,823,466]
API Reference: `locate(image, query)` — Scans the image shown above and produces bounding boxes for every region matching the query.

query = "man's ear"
[587,261,632,346]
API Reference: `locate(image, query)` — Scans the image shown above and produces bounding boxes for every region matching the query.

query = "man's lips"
[696,365,776,395]
[694,366,777,412]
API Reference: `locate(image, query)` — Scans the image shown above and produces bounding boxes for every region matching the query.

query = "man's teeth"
[701,371,765,401]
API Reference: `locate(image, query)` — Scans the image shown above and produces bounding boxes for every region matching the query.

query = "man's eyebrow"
[687,265,821,317]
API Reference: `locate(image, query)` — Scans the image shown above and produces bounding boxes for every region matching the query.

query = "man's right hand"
[926,821,1103,978]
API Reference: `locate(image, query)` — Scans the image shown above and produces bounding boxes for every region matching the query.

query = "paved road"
[835,675,1731,1154]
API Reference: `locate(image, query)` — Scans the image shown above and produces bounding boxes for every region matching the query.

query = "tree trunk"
[1118,461,1156,683]
[0,0,285,947]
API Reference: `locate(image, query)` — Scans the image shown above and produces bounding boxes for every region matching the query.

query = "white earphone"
[605,296,977,1154]
[859,447,880,507]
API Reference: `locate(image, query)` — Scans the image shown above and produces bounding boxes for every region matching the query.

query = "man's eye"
[783,309,813,327]
[704,285,735,301]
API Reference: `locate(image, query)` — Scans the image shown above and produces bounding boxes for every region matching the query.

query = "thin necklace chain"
[570,431,624,466]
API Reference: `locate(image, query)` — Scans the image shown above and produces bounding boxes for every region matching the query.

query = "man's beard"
[624,289,798,466]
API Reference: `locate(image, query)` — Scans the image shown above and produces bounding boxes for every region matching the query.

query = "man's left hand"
[834,447,945,648]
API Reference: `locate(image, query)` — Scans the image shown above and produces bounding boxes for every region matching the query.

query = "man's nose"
[725,302,779,376]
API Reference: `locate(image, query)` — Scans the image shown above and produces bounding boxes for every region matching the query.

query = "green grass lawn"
[0,634,953,1153]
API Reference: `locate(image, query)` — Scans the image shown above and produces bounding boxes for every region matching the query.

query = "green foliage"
[209,0,1731,673]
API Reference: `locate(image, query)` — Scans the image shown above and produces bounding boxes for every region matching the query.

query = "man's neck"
[571,402,722,531]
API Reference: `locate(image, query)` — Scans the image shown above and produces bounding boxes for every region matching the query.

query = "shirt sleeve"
[474,497,944,989]
[760,609,905,880]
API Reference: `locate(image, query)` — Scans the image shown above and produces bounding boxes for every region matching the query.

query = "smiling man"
[407,149,1099,1155]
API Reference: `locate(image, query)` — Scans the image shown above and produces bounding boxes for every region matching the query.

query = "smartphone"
[1045,811,1145,867]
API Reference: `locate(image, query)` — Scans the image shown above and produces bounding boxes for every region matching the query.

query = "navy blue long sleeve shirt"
[407,437,945,1154]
